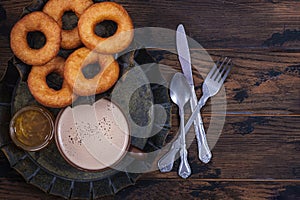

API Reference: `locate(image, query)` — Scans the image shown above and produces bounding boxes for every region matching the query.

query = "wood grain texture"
[0,0,300,199]
[0,0,32,78]
[1,171,300,200]
[115,0,300,49]
[154,49,300,115]
[115,180,300,200]
[150,116,300,179]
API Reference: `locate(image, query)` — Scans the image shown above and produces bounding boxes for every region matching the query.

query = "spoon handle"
[179,148,191,179]
[178,107,191,178]
[189,86,212,163]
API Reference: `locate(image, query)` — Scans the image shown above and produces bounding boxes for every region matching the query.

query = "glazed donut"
[64,47,120,96]
[43,0,93,49]
[78,2,134,54]
[28,57,77,108]
[10,11,61,66]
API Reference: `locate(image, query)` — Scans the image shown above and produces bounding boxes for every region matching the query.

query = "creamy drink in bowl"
[55,98,140,171]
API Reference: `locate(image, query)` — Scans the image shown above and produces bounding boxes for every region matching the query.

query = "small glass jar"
[9,105,54,151]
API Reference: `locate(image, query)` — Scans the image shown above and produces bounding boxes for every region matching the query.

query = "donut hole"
[62,11,78,30]
[26,31,46,49]
[46,72,63,91]
[82,62,101,79]
[94,20,118,38]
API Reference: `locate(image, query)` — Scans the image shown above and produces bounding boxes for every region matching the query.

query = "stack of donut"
[10,0,134,108]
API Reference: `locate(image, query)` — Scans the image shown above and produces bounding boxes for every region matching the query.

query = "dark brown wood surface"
[1,0,300,199]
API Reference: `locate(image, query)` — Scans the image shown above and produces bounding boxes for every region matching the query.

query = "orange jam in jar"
[10,106,54,151]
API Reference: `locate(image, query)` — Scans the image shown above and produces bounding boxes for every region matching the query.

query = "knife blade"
[176,24,193,86]
[176,24,212,163]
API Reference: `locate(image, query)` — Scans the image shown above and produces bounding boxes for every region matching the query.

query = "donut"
[64,47,120,96]
[28,57,77,108]
[78,2,134,54]
[43,0,93,49]
[10,11,61,66]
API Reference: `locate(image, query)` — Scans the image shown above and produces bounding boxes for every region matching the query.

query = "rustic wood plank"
[116,180,300,199]
[151,116,300,180]
[0,0,32,78]
[154,49,300,115]
[116,0,300,49]
[0,176,299,200]
[115,180,300,200]
[1,171,300,200]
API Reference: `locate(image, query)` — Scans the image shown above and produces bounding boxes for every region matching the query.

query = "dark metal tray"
[0,1,171,198]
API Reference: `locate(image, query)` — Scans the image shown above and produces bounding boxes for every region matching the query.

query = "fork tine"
[220,58,231,75]
[219,60,232,84]
[213,57,227,81]
[217,58,231,82]
[207,60,219,78]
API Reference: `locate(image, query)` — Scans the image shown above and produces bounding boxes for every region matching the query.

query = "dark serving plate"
[0,1,171,199]
[0,50,171,199]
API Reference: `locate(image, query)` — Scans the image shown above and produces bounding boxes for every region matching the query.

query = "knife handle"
[189,86,212,163]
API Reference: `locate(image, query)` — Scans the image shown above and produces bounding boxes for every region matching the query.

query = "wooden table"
[1,0,300,199]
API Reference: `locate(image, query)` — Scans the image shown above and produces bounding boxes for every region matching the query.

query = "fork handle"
[157,136,180,172]
[189,86,212,163]
[184,95,209,135]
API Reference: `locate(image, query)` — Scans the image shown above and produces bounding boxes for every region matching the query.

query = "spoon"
[158,73,192,175]
[169,73,191,178]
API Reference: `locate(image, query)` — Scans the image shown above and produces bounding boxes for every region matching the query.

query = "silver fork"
[158,57,232,173]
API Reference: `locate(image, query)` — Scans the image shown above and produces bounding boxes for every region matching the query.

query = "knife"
[176,24,212,163]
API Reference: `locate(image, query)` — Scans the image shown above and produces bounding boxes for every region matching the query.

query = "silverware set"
[158,24,233,178]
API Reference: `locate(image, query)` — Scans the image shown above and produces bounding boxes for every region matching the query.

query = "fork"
[158,57,232,173]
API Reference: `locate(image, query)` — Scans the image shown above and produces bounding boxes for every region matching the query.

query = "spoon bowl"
[170,73,191,109]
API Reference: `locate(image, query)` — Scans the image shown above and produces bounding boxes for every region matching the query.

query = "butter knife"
[176,24,212,163]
